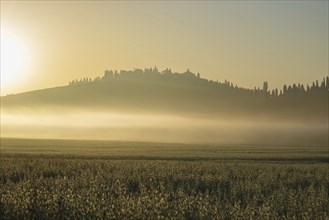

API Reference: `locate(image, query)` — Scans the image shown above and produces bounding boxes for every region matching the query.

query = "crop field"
[0,138,328,219]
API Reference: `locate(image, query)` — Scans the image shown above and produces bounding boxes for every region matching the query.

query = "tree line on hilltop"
[69,67,329,98]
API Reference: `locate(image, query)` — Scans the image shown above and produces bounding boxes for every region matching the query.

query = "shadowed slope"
[1,71,328,120]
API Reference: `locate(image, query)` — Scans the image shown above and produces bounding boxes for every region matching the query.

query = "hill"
[1,68,328,120]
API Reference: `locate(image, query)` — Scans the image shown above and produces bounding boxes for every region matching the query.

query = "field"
[1,138,328,219]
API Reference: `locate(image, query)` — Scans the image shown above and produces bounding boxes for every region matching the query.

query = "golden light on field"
[1,28,30,94]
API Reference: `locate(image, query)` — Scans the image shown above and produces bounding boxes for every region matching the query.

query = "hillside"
[1,68,328,120]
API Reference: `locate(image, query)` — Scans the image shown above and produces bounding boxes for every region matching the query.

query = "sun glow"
[1,29,30,95]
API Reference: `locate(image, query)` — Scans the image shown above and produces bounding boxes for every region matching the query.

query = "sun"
[1,29,30,95]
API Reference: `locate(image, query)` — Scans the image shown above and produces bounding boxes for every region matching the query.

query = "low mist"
[1,110,327,147]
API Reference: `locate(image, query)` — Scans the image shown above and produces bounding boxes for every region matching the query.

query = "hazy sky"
[1,1,328,95]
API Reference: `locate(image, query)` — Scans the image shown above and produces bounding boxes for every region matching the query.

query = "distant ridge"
[1,68,328,120]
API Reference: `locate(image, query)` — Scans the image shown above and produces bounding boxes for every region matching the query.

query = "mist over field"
[1,69,328,147]
[2,109,327,146]
[1,2,329,218]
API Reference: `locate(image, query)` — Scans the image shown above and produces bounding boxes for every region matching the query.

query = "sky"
[1,1,328,95]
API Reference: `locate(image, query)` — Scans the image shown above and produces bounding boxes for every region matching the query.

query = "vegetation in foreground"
[1,153,328,219]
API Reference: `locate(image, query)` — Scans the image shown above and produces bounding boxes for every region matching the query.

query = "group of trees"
[69,67,329,98]
[100,67,201,82]
[282,77,329,95]
[69,78,93,85]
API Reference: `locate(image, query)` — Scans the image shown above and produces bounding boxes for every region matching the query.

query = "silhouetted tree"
[162,68,172,76]
[153,66,159,74]
[283,85,287,95]
[320,77,326,89]
[104,70,113,79]
[263,82,268,93]
[311,82,316,90]
[114,70,119,78]
[292,84,297,93]
[271,89,275,96]
[306,85,310,92]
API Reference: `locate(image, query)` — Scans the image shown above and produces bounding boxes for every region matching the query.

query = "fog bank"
[1,111,327,147]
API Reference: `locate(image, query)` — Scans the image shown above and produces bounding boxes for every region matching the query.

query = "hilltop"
[1,68,328,120]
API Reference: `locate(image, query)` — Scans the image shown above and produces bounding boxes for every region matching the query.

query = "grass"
[0,138,328,219]
[1,138,327,161]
